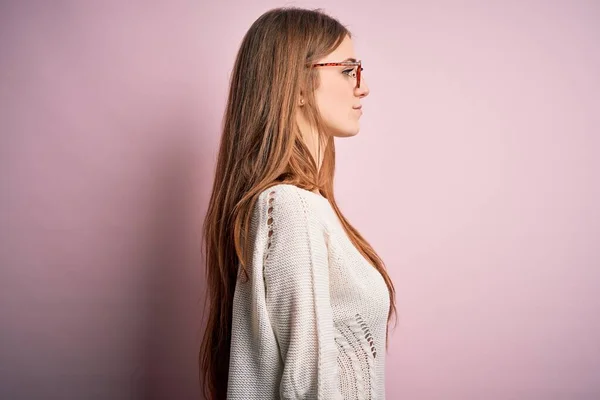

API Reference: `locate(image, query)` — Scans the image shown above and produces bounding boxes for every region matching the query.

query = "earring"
[299,98,305,106]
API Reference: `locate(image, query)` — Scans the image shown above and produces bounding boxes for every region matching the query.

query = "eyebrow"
[343,57,358,62]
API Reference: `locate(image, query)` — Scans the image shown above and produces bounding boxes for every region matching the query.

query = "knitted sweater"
[227,183,390,399]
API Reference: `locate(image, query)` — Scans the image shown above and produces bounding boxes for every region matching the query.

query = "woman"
[200,7,397,399]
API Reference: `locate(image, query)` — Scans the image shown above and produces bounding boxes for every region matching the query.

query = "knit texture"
[227,184,390,399]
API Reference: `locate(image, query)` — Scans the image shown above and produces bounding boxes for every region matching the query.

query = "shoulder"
[255,183,327,228]
[257,183,312,211]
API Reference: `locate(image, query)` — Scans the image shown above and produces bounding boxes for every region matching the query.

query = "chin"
[329,123,360,138]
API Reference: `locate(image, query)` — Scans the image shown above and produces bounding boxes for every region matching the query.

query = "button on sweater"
[227,183,390,399]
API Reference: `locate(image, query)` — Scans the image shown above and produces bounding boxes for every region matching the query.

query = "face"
[313,35,370,138]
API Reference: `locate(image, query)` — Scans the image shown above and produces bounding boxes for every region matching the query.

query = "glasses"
[309,59,363,89]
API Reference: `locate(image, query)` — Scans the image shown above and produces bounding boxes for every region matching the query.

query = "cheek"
[315,85,353,122]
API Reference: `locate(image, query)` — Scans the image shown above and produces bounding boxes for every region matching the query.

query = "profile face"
[313,35,370,138]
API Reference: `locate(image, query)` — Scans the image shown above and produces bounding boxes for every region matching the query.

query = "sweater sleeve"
[262,188,343,399]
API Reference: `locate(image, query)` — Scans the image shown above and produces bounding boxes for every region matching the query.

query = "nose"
[355,75,370,98]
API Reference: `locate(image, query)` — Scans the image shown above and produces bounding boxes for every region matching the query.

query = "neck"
[296,111,328,172]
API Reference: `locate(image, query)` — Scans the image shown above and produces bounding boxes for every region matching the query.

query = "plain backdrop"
[1,1,599,399]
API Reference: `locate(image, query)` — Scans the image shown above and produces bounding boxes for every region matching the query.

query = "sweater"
[227,183,390,399]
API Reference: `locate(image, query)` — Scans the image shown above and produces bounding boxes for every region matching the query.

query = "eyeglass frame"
[308,60,363,89]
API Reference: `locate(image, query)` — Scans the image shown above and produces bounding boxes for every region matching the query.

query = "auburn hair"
[199,6,397,399]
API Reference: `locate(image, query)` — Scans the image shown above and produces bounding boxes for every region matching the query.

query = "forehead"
[318,35,356,63]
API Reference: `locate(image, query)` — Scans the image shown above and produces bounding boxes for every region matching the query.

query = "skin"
[296,34,370,190]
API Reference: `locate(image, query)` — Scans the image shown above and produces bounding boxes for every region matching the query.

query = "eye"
[342,68,356,77]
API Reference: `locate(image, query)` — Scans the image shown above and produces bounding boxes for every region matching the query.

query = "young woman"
[200,7,397,399]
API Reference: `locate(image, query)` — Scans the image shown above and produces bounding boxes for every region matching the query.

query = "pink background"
[1,1,598,399]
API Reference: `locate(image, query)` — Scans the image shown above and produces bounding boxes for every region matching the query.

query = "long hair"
[199,7,397,399]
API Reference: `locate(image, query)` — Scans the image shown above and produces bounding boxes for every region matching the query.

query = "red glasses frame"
[309,60,363,88]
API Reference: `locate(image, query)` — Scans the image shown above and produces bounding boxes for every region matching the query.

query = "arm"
[262,188,342,399]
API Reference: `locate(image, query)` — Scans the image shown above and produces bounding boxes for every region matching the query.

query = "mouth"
[353,105,362,110]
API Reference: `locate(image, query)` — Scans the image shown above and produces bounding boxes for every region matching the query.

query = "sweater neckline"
[278,184,329,204]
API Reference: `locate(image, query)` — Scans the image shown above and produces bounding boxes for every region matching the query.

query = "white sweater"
[227,183,390,399]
